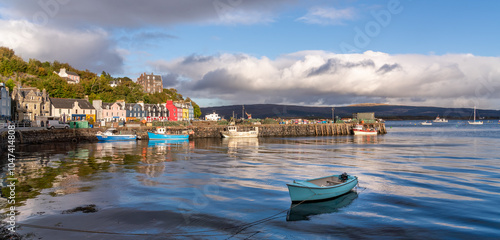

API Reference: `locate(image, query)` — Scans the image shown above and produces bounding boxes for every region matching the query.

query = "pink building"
[102,101,126,122]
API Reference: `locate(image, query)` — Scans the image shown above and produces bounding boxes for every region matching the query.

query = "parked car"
[0,119,8,128]
[46,120,70,129]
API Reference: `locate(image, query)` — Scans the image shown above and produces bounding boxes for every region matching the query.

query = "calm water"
[2,121,500,239]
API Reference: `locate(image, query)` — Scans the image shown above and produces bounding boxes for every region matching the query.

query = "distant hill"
[201,104,500,120]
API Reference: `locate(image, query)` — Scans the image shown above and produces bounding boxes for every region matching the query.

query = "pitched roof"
[50,98,95,110]
[67,71,79,76]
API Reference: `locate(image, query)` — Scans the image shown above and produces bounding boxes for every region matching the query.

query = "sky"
[1,0,499,109]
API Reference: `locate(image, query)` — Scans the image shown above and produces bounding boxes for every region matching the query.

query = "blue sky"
[1,0,500,108]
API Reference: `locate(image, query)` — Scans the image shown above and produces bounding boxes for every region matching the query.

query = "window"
[34,105,37,110]
[76,109,78,114]
[59,109,62,114]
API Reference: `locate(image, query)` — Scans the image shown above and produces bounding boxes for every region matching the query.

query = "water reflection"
[286,191,358,221]
[222,138,259,156]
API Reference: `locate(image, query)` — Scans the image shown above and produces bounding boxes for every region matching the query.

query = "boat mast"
[474,106,476,121]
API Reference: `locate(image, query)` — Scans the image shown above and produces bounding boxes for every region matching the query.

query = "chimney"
[84,95,89,101]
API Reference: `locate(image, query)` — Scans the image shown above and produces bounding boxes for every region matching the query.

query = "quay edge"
[0,123,386,148]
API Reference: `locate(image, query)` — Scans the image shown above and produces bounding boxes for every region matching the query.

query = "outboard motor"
[339,172,349,182]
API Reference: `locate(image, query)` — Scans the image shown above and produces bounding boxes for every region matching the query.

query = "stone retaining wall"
[0,123,386,148]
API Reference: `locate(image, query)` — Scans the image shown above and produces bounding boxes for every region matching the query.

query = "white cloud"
[0,19,124,73]
[297,7,356,25]
[153,51,500,108]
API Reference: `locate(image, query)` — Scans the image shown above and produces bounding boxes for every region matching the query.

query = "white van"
[46,120,70,129]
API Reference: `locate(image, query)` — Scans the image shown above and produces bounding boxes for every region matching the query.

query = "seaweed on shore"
[61,204,98,214]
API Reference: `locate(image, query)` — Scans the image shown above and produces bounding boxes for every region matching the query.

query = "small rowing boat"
[287,173,358,202]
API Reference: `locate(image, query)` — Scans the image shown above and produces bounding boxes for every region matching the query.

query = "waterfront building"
[188,102,194,120]
[54,68,80,84]
[92,100,103,121]
[137,72,163,94]
[144,103,168,121]
[205,111,221,121]
[0,83,11,120]
[126,102,146,121]
[101,100,127,122]
[49,97,96,122]
[165,100,178,121]
[11,86,50,122]
[174,101,192,121]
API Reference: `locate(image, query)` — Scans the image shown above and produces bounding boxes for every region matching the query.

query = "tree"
[5,79,15,92]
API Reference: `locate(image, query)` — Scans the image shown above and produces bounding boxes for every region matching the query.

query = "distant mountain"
[200,104,500,120]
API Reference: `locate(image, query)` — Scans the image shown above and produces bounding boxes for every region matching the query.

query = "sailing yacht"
[468,106,483,125]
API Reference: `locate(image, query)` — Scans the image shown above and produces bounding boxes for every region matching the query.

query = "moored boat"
[96,128,137,141]
[468,106,483,125]
[433,115,448,123]
[286,173,358,202]
[147,127,190,140]
[352,124,377,135]
[420,121,432,125]
[221,125,258,138]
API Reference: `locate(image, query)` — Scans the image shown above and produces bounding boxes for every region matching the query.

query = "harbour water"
[2,120,500,239]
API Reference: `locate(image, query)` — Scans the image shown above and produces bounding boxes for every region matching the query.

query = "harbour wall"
[0,123,386,147]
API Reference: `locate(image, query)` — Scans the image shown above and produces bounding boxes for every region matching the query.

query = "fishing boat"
[286,173,358,202]
[352,124,377,135]
[433,115,448,123]
[96,128,137,141]
[221,125,258,138]
[468,106,483,125]
[420,121,432,125]
[147,127,190,140]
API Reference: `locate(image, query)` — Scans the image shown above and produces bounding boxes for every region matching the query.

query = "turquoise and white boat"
[96,128,137,141]
[147,127,190,140]
[287,173,358,202]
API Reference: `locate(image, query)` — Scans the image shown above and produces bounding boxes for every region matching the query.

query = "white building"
[205,111,221,121]
[54,68,80,84]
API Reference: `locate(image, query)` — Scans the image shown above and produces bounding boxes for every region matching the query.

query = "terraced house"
[49,97,96,122]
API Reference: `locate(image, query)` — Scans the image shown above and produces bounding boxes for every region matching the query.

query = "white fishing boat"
[352,124,377,135]
[420,121,432,125]
[433,115,448,123]
[221,125,258,138]
[468,106,483,125]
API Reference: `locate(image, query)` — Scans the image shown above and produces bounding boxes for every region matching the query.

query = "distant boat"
[468,106,483,125]
[221,125,258,138]
[433,115,448,123]
[352,124,377,135]
[96,128,137,141]
[287,173,358,202]
[148,127,190,140]
[420,121,432,126]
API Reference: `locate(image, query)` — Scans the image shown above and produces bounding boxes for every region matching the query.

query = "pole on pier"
[332,107,335,122]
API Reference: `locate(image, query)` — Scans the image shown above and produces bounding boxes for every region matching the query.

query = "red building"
[165,100,177,121]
